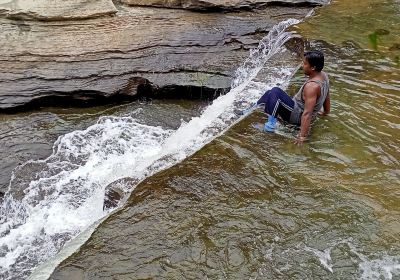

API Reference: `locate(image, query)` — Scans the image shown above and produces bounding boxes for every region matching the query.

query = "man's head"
[302,50,324,75]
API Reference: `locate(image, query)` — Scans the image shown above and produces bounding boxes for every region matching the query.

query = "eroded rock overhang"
[0,0,326,112]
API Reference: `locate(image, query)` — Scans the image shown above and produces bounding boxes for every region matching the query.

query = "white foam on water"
[304,246,333,273]
[304,241,400,279]
[342,240,400,280]
[0,18,300,280]
[359,256,400,280]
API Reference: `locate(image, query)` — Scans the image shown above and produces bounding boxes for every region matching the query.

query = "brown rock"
[0,0,117,21]
[103,187,125,210]
[103,178,137,210]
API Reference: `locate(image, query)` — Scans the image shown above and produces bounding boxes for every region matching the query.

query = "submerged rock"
[0,0,117,21]
[103,178,138,210]
[389,43,400,51]
[103,186,125,210]
[374,28,390,36]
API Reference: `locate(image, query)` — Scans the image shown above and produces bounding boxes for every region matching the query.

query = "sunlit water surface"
[49,0,399,279]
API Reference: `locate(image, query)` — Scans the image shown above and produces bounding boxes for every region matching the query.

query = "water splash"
[303,241,400,279]
[233,18,300,87]
[0,18,300,280]
[360,256,400,280]
[304,246,333,273]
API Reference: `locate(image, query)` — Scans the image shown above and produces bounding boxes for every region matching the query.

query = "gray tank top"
[289,72,329,125]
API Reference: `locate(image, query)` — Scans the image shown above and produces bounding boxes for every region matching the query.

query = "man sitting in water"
[253,50,330,144]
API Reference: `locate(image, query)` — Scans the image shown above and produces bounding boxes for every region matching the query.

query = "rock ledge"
[0,0,117,21]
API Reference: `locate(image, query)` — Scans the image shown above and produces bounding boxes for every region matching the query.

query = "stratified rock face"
[120,0,329,10]
[0,0,117,20]
[0,5,313,111]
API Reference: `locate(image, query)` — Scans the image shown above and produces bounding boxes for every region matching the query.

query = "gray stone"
[103,187,125,210]
[0,5,313,111]
[0,0,117,20]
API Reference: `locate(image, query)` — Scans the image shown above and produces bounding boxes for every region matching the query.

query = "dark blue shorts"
[256,87,294,123]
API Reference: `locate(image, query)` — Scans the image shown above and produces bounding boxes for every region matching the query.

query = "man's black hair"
[304,50,324,72]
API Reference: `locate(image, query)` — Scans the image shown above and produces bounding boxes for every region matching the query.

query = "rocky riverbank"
[0,0,326,112]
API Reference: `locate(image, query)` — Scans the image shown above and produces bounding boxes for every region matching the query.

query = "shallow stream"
[0,0,399,279]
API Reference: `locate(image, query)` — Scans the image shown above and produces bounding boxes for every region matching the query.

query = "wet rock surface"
[103,178,137,210]
[103,187,125,210]
[0,1,320,112]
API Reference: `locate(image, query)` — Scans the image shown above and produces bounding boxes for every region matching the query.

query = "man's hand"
[294,135,306,145]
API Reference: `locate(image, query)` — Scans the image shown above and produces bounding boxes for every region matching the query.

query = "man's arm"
[296,83,319,143]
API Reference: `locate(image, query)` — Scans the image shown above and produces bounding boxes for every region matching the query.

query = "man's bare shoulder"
[303,81,321,96]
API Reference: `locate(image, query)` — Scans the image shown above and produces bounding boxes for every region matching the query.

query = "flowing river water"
[1,0,400,279]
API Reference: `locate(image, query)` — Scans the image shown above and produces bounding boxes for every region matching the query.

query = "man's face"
[302,58,314,76]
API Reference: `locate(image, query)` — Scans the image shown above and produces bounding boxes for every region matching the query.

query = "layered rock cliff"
[0,0,326,111]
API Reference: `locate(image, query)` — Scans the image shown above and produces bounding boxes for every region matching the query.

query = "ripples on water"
[49,1,399,279]
[1,19,301,279]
